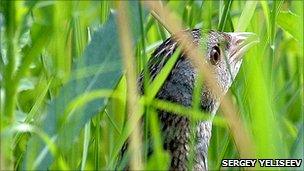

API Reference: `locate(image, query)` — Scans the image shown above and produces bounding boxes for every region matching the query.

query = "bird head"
[202,31,259,95]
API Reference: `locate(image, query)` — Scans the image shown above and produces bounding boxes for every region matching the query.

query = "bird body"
[145,29,218,170]
[120,29,257,171]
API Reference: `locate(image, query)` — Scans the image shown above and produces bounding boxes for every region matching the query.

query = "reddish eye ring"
[210,46,221,65]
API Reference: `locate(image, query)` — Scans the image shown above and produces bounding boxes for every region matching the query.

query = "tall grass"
[0,0,303,170]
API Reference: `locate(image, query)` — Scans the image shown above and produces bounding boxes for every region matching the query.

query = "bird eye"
[210,46,221,65]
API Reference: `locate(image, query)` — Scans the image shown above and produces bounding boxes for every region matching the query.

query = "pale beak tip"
[226,32,259,61]
[227,32,259,44]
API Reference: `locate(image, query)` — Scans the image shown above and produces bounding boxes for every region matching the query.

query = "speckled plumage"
[143,29,219,170]
[120,29,253,171]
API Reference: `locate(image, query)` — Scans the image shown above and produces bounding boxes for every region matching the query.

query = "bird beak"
[226,32,259,63]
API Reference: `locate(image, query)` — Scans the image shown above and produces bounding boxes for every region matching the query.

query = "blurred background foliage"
[0,0,303,170]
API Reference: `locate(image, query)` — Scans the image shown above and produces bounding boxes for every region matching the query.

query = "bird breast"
[156,57,216,170]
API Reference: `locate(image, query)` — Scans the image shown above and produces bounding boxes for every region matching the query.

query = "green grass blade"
[236,1,257,32]
[218,0,232,31]
[81,121,90,170]
[260,1,270,40]
[277,11,301,41]
[24,13,124,169]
